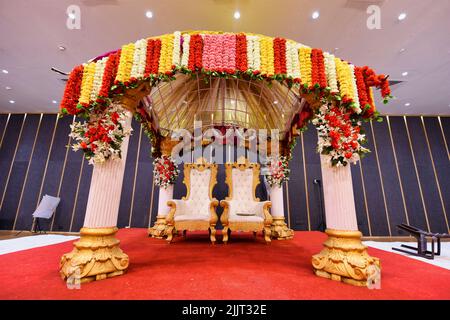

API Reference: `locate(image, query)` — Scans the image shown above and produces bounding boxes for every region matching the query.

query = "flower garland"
[60,65,84,115]
[323,52,338,93]
[235,34,248,72]
[153,155,179,189]
[312,104,369,166]
[264,156,290,187]
[311,49,327,89]
[335,58,354,104]
[69,106,132,164]
[299,46,312,88]
[59,31,392,166]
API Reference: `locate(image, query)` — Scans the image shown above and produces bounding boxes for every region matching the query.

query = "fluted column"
[148,185,174,238]
[60,111,132,283]
[311,154,380,287]
[269,185,293,240]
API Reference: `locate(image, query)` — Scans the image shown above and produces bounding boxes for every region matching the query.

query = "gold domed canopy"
[142,73,305,140]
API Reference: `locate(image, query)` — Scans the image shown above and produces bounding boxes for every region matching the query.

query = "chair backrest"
[225,157,260,202]
[182,159,217,215]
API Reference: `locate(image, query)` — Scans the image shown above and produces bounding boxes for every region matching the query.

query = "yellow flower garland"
[335,58,353,100]
[79,62,96,105]
[299,47,312,87]
[116,43,135,83]
[259,36,274,76]
[158,35,174,74]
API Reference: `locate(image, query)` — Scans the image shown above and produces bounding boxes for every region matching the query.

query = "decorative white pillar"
[312,155,380,287]
[269,185,294,240]
[60,111,132,283]
[148,185,174,238]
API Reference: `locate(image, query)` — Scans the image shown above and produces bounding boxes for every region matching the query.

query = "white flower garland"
[90,57,107,101]
[181,34,190,68]
[349,64,361,114]
[172,31,181,67]
[324,52,338,93]
[131,39,147,79]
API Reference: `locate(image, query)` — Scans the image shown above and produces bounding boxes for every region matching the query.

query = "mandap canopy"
[59,31,392,167]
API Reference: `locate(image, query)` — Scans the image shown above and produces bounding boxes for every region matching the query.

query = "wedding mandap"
[57,30,391,287]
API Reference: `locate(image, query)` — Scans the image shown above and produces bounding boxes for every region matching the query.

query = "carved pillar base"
[270,216,294,240]
[60,227,129,284]
[147,215,170,238]
[312,229,380,287]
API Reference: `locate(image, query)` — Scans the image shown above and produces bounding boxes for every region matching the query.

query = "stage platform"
[0,229,449,300]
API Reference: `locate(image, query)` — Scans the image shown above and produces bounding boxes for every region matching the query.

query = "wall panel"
[0,115,40,229]
[406,117,447,233]
[1,114,449,236]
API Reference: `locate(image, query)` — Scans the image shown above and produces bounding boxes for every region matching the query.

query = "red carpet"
[0,229,449,300]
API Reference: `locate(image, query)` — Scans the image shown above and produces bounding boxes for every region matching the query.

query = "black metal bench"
[393,223,450,260]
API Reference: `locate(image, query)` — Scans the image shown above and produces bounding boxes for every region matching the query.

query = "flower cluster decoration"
[312,104,369,166]
[69,106,132,165]
[59,30,392,166]
[152,155,180,189]
[264,156,291,188]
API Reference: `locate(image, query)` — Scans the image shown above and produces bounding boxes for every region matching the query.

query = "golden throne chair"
[165,159,219,244]
[220,158,273,244]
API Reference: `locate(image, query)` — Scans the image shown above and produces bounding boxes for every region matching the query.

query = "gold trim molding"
[311,229,380,287]
[60,227,129,283]
[221,157,273,243]
[165,159,219,243]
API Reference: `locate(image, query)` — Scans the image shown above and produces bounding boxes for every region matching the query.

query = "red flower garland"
[144,39,155,78]
[99,51,120,99]
[273,38,287,75]
[361,66,391,98]
[235,34,248,72]
[311,49,327,89]
[188,34,203,71]
[354,66,369,110]
[151,39,161,74]
[60,64,84,115]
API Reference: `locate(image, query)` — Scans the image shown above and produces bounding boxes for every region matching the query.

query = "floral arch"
[60,30,392,166]
[58,30,392,287]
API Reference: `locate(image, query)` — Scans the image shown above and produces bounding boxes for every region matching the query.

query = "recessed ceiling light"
[68,13,76,19]
[2,69,8,74]
[273,100,278,104]
[402,71,408,76]
[52,100,57,104]
[398,13,407,21]
[5,86,11,90]
[312,11,320,20]
[399,48,406,53]
[405,103,411,107]
[234,11,240,19]
[145,11,153,18]
[58,45,66,51]
[9,100,15,104]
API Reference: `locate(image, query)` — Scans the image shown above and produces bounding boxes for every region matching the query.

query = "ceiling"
[1,0,449,115]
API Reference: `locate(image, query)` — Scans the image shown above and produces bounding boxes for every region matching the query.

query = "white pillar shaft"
[320,155,358,231]
[83,112,132,228]
[157,185,174,216]
[269,185,284,217]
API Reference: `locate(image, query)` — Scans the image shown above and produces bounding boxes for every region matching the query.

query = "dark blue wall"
[0,114,449,236]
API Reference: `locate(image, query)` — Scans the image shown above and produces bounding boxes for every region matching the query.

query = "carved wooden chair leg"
[210,226,216,244]
[222,226,229,244]
[166,226,175,243]
[182,230,187,238]
[263,227,271,244]
[253,231,257,238]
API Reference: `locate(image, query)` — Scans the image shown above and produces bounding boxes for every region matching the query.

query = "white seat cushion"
[174,214,210,222]
[229,214,264,223]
